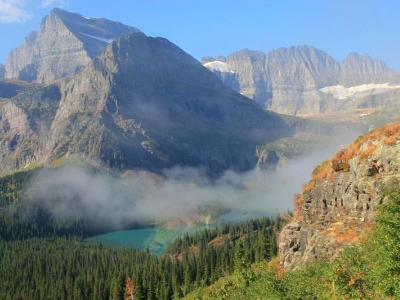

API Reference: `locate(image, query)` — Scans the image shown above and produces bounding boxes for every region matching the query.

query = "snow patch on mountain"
[79,32,113,43]
[204,61,235,74]
[320,83,400,100]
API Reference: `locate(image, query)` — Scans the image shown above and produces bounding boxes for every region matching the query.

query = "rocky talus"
[279,123,400,270]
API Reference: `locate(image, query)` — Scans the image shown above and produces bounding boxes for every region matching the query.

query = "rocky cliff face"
[341,53,399,86]
[279,123,400,270]
[0,83,61,173]
[0,65,4,79]
[4,9,137,83]
[266,46,341,115]
[226,50,271,106]
[204,46,400,115]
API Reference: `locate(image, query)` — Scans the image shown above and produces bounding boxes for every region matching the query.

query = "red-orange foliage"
[312,160,333,181]
[332,122,400,169]
[360,143,378,159]
[292,123,400,222]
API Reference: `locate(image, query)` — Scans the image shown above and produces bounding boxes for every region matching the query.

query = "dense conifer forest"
[0,170,283,299]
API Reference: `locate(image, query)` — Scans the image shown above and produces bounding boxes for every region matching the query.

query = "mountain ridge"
[204,46,400,115]
[4,8,138,83]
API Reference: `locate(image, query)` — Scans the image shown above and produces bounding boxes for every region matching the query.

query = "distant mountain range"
[0,9,297,175]
[203,47,400,115]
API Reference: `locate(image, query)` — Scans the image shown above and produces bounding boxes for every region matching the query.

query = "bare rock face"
[226,50,271,105]
[4,8,138,84]
[266,46,340,115]
[0,84,61,173]
[204,46,400,115]
[278,123,400,270]
[0,64,4,79]
[341,53,399,86]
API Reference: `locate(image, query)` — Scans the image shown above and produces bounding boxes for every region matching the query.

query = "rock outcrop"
[4,8,138,83]
[204,46,400,115]
[279,123,400,270]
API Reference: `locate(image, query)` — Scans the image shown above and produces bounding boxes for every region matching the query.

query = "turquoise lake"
[86,225,210,256]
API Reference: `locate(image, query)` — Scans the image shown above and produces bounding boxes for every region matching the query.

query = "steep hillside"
[204,46,400,115]
[0,82,61,173]
[5,9,138,83]
[279,122,400,270]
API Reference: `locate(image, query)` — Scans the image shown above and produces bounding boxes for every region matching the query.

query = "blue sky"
[0,0,399,69]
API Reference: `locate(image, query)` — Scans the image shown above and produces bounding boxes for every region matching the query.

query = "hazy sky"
[0,0,399,69]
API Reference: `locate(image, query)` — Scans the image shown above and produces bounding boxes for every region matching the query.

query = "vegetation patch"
[185,186,400,299]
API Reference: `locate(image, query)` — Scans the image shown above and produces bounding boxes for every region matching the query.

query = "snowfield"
[320,83,400,100]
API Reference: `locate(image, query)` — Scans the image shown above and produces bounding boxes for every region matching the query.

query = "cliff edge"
[279,123,400,270]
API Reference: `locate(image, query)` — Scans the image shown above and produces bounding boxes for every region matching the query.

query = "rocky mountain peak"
[341,52,397,86]
[267,45,341,85]
[4,9,138,83]
[49,8,140,58]
[343,52,388,70]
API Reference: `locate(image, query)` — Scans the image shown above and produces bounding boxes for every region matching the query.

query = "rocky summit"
[279,123,400,270]
[4,8,139,83]
[204,46,400,115]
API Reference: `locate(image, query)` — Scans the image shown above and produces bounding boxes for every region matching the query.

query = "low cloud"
[25,141,345,230]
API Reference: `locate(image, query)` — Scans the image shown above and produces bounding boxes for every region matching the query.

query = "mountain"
[266,46,341,115]
[204,46,400,115]
[0,9,294,175]
[341,52,399,86]
[0,64,4,79]
[4,8,139,83]
[279,122,400,270]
